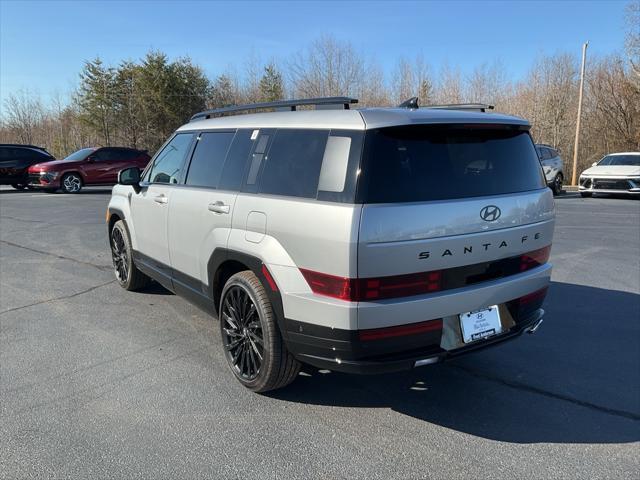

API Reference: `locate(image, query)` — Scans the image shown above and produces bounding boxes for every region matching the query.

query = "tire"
[580,192,592,198]
[551,173,563,195]
[219,270,300,393]
[61,173,83,193]
[10,183,27,190]
[110,220,150,291]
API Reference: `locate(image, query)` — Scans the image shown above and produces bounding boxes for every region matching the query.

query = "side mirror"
[592,162,598,167]
[118,167,141,193]
[86,155,96,163]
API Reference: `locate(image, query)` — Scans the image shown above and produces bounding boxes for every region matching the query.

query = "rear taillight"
[359,318,443,341]
[299,269,441,302]
[299,269,356,301]
[520,245,551,272]
[302,245,551,303]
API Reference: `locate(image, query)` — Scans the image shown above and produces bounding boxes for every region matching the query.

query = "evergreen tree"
[77,57,116,146]
[210,74,237,108]
[259,63,284,102]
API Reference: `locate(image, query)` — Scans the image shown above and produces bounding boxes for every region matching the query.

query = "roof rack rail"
[0,143,49,150]
[190,96,358,121]
[424,103,495,112]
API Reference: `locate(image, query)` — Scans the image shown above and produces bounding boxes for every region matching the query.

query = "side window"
[147,133,194,184]
[117,149,137,160]
[258,129,329,199]
[94,148,130,162]
[185,131,235,188]
[218,129,254,191]
[543,148,553,160]
[317,130,363,203]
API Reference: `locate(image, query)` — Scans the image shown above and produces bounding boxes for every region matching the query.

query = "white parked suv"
[579,152,640,197]
[107,97,555,392]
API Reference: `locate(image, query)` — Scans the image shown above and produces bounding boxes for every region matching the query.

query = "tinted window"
[358,125,545,203]
[64,148,95,161]
[219,129,253,191]
[259,129,329,199]
[186,132,235,188]
[93,148,123,162]
[148,133,193,184]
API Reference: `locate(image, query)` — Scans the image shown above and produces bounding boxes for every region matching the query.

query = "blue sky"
[0,0,630,105]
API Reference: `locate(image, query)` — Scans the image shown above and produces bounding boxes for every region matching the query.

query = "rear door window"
[185,131,235,188]
[358,125,545,203]
[258,129,329,199]
[219,129,254,191]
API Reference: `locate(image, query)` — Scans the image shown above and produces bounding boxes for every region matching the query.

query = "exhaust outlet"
[527,318,543,334]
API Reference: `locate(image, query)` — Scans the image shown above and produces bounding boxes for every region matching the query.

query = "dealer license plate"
[459,306,502,344]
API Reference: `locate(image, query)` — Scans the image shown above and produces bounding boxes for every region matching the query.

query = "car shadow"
[138,281,175,296]
[269,281,640,444]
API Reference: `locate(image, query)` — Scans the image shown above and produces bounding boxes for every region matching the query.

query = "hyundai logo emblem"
[480,205,501,221]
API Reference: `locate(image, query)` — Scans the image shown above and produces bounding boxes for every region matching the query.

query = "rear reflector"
[520,245,551,272]
[359,319,443,341]
[518,286,549,306]
[299,269,442,302]
[261,264,278,292]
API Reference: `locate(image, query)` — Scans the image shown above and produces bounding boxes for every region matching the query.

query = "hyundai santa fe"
[106,97,554,392]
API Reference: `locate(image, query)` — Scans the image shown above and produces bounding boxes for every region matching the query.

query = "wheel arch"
[208,249,288,339]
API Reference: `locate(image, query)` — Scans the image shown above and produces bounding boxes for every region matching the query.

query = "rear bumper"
[285,304,546,375]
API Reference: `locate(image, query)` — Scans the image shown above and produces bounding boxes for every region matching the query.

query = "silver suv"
[535,144,564,195]
[107,97,554,392]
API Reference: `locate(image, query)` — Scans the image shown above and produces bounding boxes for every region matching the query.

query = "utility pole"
[571,41,588,186]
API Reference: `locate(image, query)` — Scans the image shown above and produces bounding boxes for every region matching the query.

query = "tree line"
[1,3,638,181]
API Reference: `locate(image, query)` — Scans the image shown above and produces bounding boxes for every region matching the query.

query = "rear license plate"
[459,306,502,343]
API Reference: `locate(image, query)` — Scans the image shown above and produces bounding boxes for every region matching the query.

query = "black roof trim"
[424,103,495,112]
[190,97,359,122]
[0,143,50,151]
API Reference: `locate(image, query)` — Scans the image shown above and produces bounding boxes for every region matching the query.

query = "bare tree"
[288,35,367,98]
[625,0,640,79]
[437,63,463,104]
[2,90,44,144]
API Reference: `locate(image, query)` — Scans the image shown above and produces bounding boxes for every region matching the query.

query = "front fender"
[108,185,137,250]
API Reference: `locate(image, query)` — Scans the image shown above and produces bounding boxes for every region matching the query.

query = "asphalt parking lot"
[1,186,638,479]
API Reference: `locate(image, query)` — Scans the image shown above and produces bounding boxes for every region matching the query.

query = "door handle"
[154,194,168,205]
[208,201,230,214]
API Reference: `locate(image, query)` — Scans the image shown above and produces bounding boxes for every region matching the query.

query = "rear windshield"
[357,125,545,203]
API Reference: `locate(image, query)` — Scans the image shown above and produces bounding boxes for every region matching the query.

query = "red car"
[28,147,151,193]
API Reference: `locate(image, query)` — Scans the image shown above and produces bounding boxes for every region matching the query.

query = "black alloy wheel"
[221,285,264,381]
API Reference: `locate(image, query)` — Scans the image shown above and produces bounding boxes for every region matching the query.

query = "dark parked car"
[28,147,151,193]
[0,144,55,189]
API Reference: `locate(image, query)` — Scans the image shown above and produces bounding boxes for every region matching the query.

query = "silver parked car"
[107,97,555,392]
[579,152,640,197]
[535,144,564,195]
